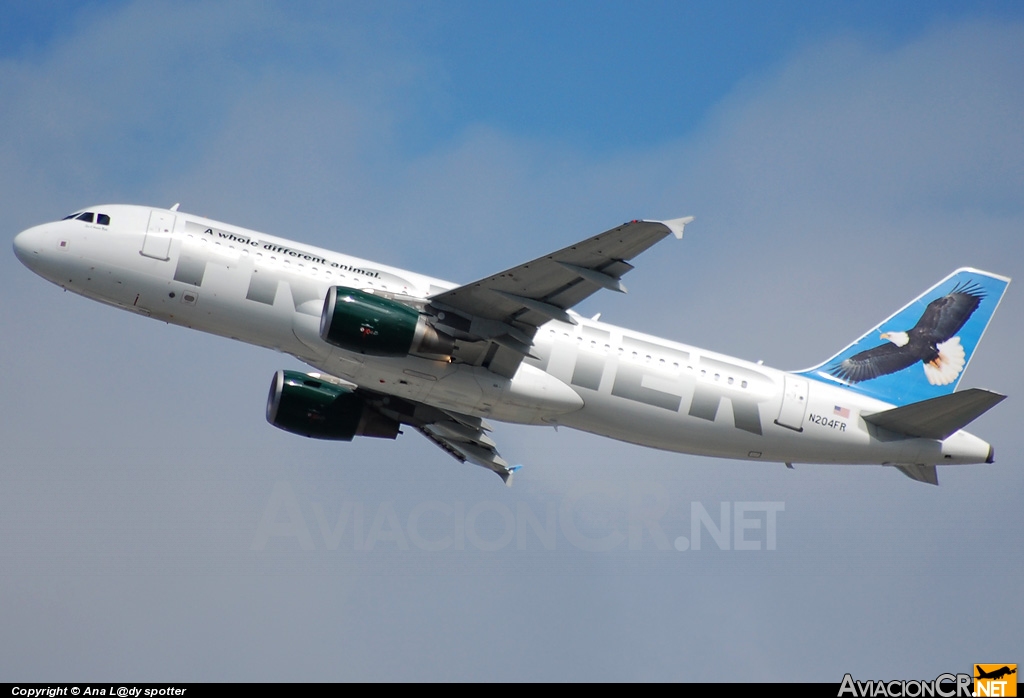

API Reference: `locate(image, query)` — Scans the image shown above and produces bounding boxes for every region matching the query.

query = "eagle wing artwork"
[11,205,1012,486]
[827,281,985,386]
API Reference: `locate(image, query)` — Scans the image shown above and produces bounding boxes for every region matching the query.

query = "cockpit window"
[62,210,111,225]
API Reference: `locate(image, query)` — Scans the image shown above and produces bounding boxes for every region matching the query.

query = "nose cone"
[13,228,34,264]
[13,224,48,270]
[13,223,63,281]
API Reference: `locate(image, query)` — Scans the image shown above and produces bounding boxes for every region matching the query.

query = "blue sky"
[2,1,1022,682]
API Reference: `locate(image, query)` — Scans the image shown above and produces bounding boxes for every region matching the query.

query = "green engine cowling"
[266,370,400,440]
[319,286,454,357]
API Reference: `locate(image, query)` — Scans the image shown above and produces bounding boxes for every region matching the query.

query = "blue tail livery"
[797,268,1010,406]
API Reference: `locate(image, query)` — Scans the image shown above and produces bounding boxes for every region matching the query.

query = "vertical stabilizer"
[796,268,1009,406]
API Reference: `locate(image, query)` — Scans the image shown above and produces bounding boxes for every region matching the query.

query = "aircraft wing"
[415,421,518,485]
[357,389,519,485]
[428,216,693,377]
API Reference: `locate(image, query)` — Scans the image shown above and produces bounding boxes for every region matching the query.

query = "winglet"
[500,464,523,487]
[656,216,694,240]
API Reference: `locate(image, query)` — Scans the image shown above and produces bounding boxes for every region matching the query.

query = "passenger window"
[97,214,111,226]
[76,212,94,223]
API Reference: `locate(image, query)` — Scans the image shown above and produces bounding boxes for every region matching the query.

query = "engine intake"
[266,370,400,440]
[320,286,453,357]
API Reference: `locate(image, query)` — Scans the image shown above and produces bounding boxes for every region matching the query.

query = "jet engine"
[266,370,400,440]
[319,286,454,358]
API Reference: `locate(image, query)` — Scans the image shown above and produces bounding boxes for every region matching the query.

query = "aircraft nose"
[13,224,49,273]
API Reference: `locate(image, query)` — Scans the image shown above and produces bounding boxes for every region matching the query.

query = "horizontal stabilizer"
[893,463,940,485]
[864,388,1006,440]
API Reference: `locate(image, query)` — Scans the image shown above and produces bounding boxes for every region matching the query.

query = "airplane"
[975,666,1016,681]
[12,204,1010,486]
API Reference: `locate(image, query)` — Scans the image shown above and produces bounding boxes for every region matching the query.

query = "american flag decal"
[833,405,850,418]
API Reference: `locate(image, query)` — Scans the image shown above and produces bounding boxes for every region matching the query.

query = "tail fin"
[797,268,1010,406]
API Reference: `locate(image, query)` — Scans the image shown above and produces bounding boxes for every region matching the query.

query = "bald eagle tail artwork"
[924,337,966,386]
[795,268,1010,407]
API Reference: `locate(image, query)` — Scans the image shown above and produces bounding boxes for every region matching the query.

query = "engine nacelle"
[319,286,454,357]
[266,370,400,441]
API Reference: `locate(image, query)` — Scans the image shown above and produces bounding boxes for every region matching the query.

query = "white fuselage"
[13,205,993,468]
